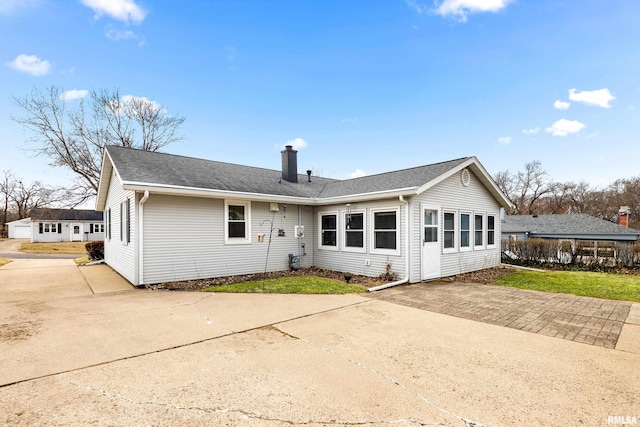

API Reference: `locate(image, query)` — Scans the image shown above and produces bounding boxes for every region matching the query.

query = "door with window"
[421,206,441,280]
[71,223,82,241]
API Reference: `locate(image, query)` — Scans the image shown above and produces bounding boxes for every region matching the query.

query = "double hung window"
[225,200,251,243]
[460,213,470,249]
[474,214,483,248]
[320,213,337,247]
[487,215,496,246]
[372,209,399,253]
[443,212,456,251]
[344,212,364,250]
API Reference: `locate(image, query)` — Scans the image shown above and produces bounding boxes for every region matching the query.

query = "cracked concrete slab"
[1,259,638,426]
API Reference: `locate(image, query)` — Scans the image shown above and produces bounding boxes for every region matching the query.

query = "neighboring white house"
[14,208,105,243]
[6,218,31,239]
[96,145,512,287]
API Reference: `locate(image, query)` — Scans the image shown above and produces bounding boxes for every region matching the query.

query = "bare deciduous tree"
[1,170,16,238]
[494,160,551,214]
[12,86,185,200]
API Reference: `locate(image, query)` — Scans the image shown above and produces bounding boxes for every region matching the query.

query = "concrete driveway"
[1,260,639,426]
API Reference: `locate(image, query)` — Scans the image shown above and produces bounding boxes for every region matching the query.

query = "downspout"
[368,195,410,292]
[138,190,150,287]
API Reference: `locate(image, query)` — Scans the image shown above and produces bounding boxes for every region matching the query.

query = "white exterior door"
[421,206,441,280]
[71,223,82,241]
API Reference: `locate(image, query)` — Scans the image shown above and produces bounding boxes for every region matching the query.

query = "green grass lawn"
[494,270,640,302]
[203,276,365,294]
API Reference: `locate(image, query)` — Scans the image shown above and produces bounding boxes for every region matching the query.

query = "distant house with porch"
[8,208,105,243]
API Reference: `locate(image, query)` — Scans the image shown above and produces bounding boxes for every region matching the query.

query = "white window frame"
[474,212,485,249]
[121,199,130,245]
[370,207,400,256]
[487,214,497,248]
[224,199,251,244]
[443,210,457,254]
[318,211,339,250]
[459,211,471,252]
[342,209,366,253]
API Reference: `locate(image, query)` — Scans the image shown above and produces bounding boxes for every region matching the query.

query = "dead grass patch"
[19,241,90,254]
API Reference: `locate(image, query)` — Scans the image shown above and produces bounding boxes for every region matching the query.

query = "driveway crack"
[272,327,483,427]
[62,377,447,426]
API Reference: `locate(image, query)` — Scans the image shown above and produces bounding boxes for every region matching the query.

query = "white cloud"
[497,136,511,144]
[60,89,89,100]
[0,0,40,14]
[568,88,615,108]
[433,0,513,22]
[405,0,427,14]
[553,100,570,110]
[106,95,165,117]
[545,119,585,136]
[6,54,50,76]
[106,28,138,41]
[81,0,146,23]
[522,127,540,135]
[349,168,367,179]
[285,137,307,150]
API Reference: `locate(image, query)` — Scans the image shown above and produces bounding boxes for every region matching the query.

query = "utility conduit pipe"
[138,190,150,286]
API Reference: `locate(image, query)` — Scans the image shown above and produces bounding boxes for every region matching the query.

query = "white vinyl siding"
[410,168,502,282]
[142,196,312,285]
[103,170,136,284]
[313,199,407,279]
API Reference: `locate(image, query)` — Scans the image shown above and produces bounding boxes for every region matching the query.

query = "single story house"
[15,208,105,243]
[96,145,512,287]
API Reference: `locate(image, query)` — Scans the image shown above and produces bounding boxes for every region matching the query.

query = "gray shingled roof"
[31,208,103,221]
[502,214,640,241]
[106,146,471,200]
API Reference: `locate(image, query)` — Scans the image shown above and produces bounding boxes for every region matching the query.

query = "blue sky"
[1,0,639,205]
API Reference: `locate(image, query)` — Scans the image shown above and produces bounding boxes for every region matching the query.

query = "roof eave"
[122,182,419,205]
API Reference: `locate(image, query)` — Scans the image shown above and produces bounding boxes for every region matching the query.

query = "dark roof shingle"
[502,214,640,240]
[31,208,103,221]
[106,145,470,200]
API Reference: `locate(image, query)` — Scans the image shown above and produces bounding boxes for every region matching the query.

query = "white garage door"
[12,225,31,239]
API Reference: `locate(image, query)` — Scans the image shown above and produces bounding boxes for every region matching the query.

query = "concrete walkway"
[372,281,635,349]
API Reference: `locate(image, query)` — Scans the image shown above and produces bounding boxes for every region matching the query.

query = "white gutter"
[368,195,410,292]
[122,181,418,206]
[137,190,150,286]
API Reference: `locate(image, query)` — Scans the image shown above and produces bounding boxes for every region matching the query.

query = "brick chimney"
[619,206,630,227]
[281,145,298,183]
